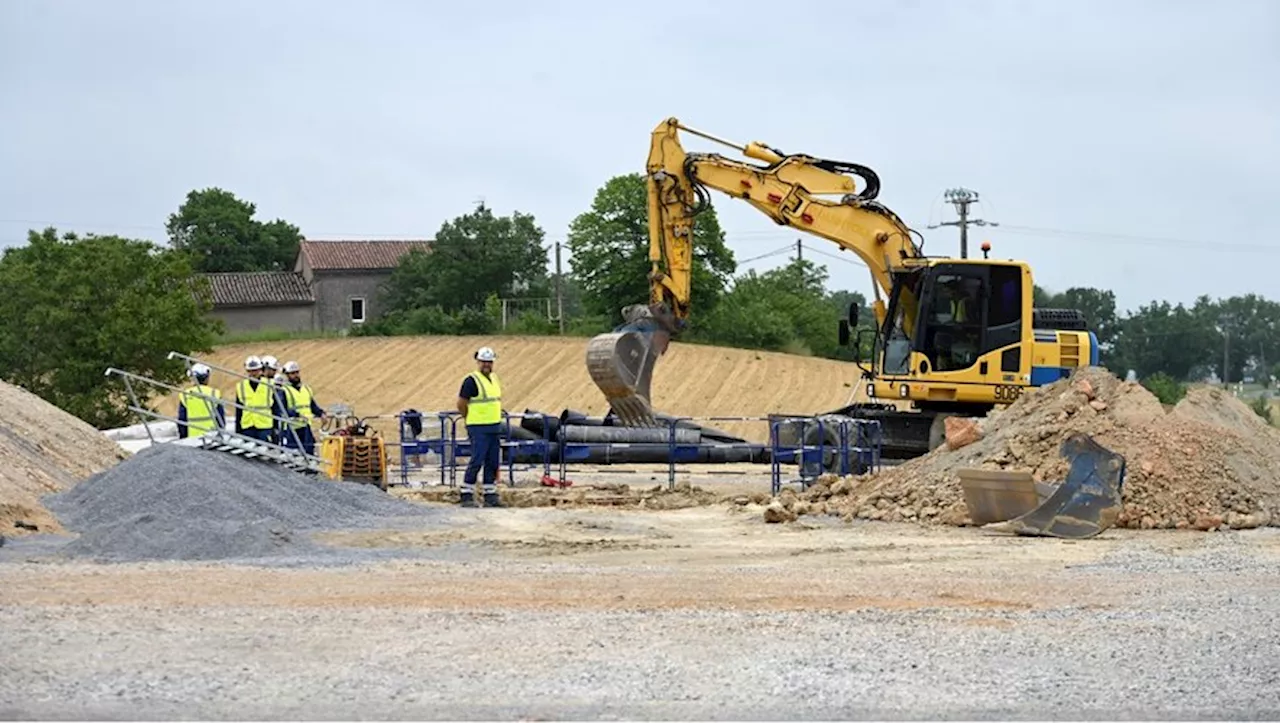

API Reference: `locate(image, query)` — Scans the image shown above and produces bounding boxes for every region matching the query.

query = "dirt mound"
[0,379,128,536]
[47,443,435,562]
[796,368,1280,531]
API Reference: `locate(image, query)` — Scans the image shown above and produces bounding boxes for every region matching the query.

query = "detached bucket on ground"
[958,432,1126,539]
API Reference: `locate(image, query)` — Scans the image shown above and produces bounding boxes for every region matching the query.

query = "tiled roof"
[201,271,315,307]
[300,239,433,271]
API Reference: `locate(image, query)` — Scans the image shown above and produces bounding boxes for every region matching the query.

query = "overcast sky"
[3,0,1277,314]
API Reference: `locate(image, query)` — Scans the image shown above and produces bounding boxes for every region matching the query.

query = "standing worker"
[280,360,325,456]
[261,354,286,443]
[456,346,504,508]
[236,355,280,443]
[177,363,225,439]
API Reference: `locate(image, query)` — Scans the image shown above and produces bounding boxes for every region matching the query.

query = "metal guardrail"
[103,366,326,471]
[395,410,883,494]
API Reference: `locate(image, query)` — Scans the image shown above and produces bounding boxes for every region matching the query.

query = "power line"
[736,244,795,265]
[7,215,1280,255]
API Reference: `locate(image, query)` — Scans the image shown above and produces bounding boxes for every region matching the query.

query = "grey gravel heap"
[45,444,432,562]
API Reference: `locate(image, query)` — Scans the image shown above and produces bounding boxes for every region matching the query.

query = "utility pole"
[1219,314,1232,387]
[1223,327,1230,387]
[796,238,803,263]
[927,187,998,259]
[554,241,565,334]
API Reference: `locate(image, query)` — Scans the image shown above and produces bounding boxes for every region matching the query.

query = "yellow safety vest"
[181,384,222,434]
[285,383,316,430]
[951,299,968,323]
[466,371,502,426]
[236,379,274,430]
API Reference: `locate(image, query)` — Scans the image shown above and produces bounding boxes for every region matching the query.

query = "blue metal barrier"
[398,409,882,493]
[398,410,554,487]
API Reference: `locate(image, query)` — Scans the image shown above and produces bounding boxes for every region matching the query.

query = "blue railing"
[397,410,882,494]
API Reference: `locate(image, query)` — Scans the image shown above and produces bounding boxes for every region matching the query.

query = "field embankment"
[162,335,875,441]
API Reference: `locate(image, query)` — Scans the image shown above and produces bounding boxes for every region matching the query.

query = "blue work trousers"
[240,427,273,444]
[463,423,502,493]
[281,426,316,456]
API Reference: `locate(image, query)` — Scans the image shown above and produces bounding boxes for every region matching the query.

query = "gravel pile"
[45,444,433,562]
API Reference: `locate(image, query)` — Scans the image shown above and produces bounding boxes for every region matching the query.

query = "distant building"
[200,239,433,335]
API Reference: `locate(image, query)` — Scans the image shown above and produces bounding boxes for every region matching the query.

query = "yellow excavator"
[586,118,1099,459]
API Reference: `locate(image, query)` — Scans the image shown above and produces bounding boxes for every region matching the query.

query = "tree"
[1110,300,1216,380]
[372,203,549,334]
[693,257,870,360]
[0,228,223,428]
[165,187,302,272]
[566,173,736,325]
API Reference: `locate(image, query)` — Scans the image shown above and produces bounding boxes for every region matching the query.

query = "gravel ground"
[2,506,1279,720]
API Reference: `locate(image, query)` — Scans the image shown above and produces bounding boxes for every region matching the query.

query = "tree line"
[1,179,1275,429]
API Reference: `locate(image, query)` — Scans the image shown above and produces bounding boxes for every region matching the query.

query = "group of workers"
[176,354,325,455]
[176,345,505,509]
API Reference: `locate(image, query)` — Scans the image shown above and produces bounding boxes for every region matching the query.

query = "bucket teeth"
[586,329,666,427]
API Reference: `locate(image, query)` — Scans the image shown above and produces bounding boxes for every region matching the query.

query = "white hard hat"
[245,355,263,371]
[475,346,496,361]
[190,363,211,378]
[261,355,279,369]
[284,360,300,373]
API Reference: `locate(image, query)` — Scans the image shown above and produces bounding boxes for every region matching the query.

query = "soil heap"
[46,443,436,562]
[0,379,128,535]
[803,367,1280,531]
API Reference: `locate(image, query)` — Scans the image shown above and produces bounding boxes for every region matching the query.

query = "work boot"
[459,491,478,508]
[483,492,503,508]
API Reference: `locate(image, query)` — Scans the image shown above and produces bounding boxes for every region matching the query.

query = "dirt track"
[166,335,878,442]
[3,501,1280,720]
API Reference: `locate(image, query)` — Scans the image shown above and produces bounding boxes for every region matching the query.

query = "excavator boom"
[587,117,924,426]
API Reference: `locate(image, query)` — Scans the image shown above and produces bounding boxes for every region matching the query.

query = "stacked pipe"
[509,408,770,465]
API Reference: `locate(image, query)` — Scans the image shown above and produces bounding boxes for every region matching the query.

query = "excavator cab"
[860,260,1032,405]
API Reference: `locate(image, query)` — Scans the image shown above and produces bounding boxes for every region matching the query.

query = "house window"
[350,297,366,324]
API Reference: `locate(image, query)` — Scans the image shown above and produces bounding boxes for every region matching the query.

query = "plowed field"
[159,335,874,441]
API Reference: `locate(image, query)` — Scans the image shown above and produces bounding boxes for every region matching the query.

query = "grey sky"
[3,0,1277,315]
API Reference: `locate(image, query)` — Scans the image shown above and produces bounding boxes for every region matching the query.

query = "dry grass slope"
[163,335,874,441]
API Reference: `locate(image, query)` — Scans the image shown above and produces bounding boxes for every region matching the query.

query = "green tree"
[566,173,736,325]
[380,203,549,316]
[693,257,870,360]
[1111,300,1216,380]
[165,187,302,272]
[0,228,222,428]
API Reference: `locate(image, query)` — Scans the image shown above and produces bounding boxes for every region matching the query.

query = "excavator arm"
[587,117,926,426]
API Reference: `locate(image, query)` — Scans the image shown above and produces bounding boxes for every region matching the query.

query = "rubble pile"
[791,368,1280,531]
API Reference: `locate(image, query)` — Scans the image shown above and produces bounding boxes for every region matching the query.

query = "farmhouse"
[201,239,433,334]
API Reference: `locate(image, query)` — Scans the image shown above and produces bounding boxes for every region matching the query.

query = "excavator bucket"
[585,304,672,427]
[962,432,1126,539]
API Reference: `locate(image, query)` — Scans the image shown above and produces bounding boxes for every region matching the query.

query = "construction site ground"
[4,480,1280,720]
[5,349,1280,719]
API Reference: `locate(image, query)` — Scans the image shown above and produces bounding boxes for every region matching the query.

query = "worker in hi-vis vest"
[456,346,504,508]
[236,355,283,444]
[280,360,325,456]
[177,362,225,438]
